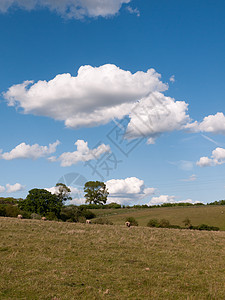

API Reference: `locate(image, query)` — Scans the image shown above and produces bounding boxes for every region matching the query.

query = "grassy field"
[1,217,225,299]
[91,206,225,230]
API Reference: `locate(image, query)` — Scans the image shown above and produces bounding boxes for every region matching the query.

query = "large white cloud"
[4,64,168,129]
[50,139,111,167]
[0,0,131,18]
[197,147,225,167]
[105,177,156,205]
[0,140,60,160]
[6,183,25,193]
[125,92,190,141]
[186,112,225,135]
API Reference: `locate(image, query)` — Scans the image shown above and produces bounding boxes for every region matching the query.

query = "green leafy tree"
[84,181,108,205]
[19,189,63,217]
[55,183,72,203]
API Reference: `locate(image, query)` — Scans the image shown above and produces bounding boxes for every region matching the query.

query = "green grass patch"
[91,205,225,230]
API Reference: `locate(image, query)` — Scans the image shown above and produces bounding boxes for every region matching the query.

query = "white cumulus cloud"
[125,92,190,140]
[197,147,225,167]
[3,64,168,129]
[6,183,25,193]
[186,112,225,135]
[105,177,156,205]
[50,139,111,167]
[0,0,131,19]
[149,195,176,205]
[0,140,60,160]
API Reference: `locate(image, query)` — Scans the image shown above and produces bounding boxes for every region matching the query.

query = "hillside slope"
[0,217,225,299]
[91,205,225,230]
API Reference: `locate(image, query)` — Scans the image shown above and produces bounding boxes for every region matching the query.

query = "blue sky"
[0,0,225,205]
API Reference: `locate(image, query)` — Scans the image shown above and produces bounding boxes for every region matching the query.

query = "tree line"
[0,181,108,221]
[0,179,225,222]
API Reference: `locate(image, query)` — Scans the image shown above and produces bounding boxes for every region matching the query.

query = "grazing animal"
[86,220,91,224]
[125,221,131,227]
[41,217,47,221]
[17,214,23,219]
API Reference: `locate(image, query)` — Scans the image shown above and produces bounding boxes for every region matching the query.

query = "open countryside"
[1,0,225,299]
[91,205,225,230]
[1,217,225,299]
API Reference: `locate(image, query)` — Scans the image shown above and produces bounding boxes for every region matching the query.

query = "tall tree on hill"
[84,181,108,205]
[55,183,72,204]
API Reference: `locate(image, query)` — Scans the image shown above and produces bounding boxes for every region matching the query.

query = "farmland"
[0,217,225,299]
[91,205,225,230]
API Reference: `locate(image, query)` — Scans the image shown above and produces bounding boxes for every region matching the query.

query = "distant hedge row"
[147,218,219,231]
[1,197,225,209]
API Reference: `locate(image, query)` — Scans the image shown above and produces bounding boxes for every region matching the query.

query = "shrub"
[45,212,58,221]
[169,224,181,229]
[20,211,31,219]
[183,217,192,228]
[60,206,80,222]
[31,213,42,220]
[5,205,21,218]
[0,204,6,216]
[60,206,95,222]
[159,219,171,228]
[93,218,113,225]
[197,224,219,231]
[107,202,121,209]
[81,209,96,220]
[147,219,159,227]
[0,197,19,205]
[78,216,86,223]
[126,217,138,226]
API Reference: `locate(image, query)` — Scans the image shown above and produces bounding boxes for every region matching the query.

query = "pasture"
[0,217,225,299]
[91,205,225,230]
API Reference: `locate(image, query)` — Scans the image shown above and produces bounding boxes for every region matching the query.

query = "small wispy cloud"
[169,160,194,171]
[201,134,222,147]
[126,6,140,17]
[169,75,175,83]
[180,174,197,182]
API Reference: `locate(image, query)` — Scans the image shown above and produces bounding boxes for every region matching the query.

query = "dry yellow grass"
[0,217,225,299]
